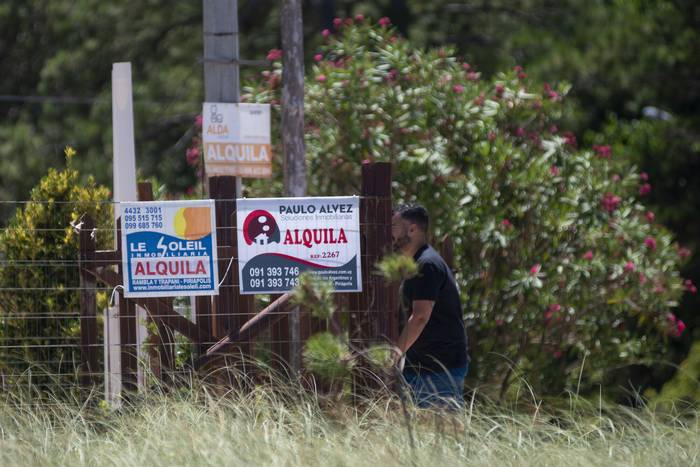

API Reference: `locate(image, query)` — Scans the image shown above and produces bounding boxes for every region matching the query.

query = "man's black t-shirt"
[401,244,469,373]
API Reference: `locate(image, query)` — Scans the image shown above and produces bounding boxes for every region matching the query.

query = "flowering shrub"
[243,19,693,397]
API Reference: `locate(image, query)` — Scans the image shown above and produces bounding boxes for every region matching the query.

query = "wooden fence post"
[78,216,99,388]
[350,162,397,379]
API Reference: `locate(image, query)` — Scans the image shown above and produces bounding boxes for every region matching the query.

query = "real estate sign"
[236,196,362,294]
[120,200,219,297]
[202,102,272,178]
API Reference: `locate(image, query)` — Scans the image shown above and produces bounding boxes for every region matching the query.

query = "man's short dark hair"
[395,204,429,232]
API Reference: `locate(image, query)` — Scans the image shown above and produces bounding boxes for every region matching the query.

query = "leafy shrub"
[245,19,693,398]
[0,147,111,386]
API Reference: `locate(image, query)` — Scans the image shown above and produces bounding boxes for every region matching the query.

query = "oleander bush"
[243,18,695,399]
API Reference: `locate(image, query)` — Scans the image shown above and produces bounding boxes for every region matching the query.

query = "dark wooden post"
[350,162,396,348]
[116,218,138,392]
[209,176,236,338]
[78,216,99,388]
[230,207,254,357]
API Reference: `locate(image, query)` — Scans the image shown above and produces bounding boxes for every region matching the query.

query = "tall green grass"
[1,371,698,466]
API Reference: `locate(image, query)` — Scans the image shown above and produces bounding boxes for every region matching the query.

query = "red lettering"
[135,262,145,275]
[284,230,293,244]
[338,228,347,243]
[196,260,206,274]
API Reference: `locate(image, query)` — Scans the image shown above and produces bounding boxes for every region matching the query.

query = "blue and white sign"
[120,200,219,298]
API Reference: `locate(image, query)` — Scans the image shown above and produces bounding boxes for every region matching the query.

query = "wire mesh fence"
[0,185,398,397]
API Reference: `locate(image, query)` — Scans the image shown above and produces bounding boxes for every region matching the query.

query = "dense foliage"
[0,148,110,384]
[245,20,693,397]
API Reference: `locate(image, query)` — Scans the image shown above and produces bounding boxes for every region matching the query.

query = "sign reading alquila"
[202,102,271,178]
[236,196,362,294]
[120,200,219,298]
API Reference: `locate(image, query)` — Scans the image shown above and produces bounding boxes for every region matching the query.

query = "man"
[392,204,469,408]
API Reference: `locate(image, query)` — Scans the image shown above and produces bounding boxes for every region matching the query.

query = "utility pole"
[281,0,307,373]
[203,0,240,339]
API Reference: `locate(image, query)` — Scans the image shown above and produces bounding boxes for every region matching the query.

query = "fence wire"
[0,198,397,396]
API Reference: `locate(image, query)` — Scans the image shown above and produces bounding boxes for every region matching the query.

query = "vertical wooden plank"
[230,208,254,357]
[209,176,236,337]
[116,218,138,392]
[78,217,99,388]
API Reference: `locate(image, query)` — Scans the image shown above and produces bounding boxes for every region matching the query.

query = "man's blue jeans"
[402,364,468,409]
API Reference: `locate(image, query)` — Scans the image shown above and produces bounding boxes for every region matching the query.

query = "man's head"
[392,204,429,255]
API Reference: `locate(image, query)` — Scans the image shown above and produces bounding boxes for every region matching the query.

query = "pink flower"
[583,250,594,261]
[386,68,398,81]
[601,192,622,213]
[515,65,527,79]
[194,114,203,128]
[266,48,283,61]
[314,53,323,62]
[639,273,647,284]
[640,172,649,181]
[501,219,511,228]
[676,320,686,337]
[185,186,195,196]
[646,211,655,222]
[332,17,342,28]
[322,28,331,38]
[495,84,505,95]
[516,127,526,137]
[354,14,364,22]
[530,263,541,275]
[462,63,471,70]
[684,279,697,294]
[645,237,657,251]
[544,310,553,322]
[639,183,652,196]
[549,303,561,313]
[667,312,677,325]
[495,319,504,327]
[378,16,391,27]
[563,131,577,147]
[593,144,612,159]
[549,125,559,134]
[624,261,635,272]
[473,94,485,106]
[611,174,621,182]
[316,74,327,82]
[453,84,464,94]
[678,247,692,259]
[514,65,523,73]
[467,71,479,81]
[488,131,497,142]
[553,350,563,359]
[186,147,200,166]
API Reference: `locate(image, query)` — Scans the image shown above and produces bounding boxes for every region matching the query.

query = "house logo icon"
[242,209,280,246]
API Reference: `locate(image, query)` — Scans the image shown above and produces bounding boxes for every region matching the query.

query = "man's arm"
[396,300,434,355]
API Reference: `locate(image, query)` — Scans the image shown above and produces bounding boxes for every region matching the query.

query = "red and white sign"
[236,196,362,294]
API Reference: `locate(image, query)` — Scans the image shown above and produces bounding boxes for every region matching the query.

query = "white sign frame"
[202,102,272,178]
[236,196,362,295]
[120,200,219,298]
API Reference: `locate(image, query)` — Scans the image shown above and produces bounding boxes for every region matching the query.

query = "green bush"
[245,19,692,398]
[0,147,111,386]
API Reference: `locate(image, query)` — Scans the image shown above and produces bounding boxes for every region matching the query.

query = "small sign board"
[236,196,362,294]
[202,102,272,178]
[120,200,219,298]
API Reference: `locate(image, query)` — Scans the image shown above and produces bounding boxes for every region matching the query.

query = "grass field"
[1,376,698,466]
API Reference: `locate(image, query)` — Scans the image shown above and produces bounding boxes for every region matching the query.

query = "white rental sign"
[120,200,219,298]
[236,196,362,294]
[202,102,272,178]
